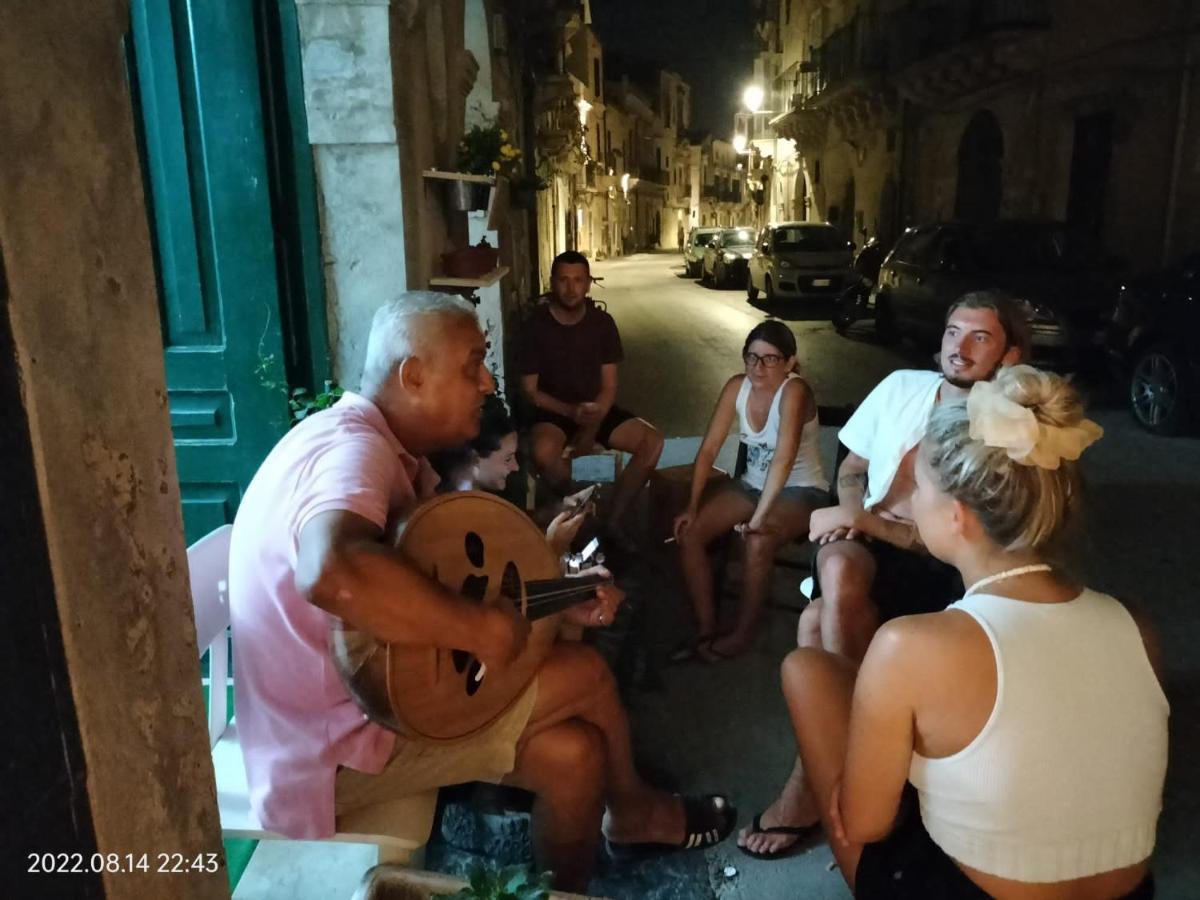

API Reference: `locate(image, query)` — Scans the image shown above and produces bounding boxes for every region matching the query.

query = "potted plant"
[452,118,523,211]
[442,236,500,279]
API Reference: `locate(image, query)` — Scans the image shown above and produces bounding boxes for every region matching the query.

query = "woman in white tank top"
[671,321,829,663]
[782,365,1166,899]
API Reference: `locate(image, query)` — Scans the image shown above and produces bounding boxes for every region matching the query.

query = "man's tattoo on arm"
[838,472,868,490]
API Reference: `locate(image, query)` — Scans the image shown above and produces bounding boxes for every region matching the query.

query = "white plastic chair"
[188,524,437,864]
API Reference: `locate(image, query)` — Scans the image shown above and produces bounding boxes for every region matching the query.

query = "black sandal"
[606,794,736,861]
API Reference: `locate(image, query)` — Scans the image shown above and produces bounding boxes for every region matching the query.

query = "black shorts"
[857,789,990,899]
[857,788,1156,899]
[814,537,963,622]
[531,405,636,448]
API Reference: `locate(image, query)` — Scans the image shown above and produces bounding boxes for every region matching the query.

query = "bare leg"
[509,643,690,850]
[529,422,571,492]
[676,486,755,637]
[781,647,864,891]
[737,548,878,855]
[813,541,879,662]
[709,495,817,658]
[603,417,664,528]
[505,721,605,891]
[737,595,827,855]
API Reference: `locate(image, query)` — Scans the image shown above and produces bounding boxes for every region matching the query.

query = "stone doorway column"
[295,0,409,387]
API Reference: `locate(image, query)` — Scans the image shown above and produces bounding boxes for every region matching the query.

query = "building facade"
[763,0,1200,266]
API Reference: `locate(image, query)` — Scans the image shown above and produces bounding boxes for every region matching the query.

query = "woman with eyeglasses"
[671,320,829,662]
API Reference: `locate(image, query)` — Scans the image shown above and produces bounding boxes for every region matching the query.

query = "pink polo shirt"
[228,391,439,839]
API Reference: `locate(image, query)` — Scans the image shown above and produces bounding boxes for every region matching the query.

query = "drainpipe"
[1162,5,1196,265]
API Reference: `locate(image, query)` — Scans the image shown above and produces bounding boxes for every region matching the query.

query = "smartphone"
[568,483,599,514]
[578,536,600,564]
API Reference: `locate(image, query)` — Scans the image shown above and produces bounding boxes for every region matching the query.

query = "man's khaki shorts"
[334,678,539,822]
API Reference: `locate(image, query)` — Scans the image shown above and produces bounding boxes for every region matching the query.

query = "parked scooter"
[833,237,886,334]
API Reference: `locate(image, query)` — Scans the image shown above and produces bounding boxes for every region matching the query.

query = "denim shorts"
[731,479,830,509]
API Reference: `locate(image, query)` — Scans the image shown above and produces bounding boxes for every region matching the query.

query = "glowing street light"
[732,133,748,153]
[742,84,765,113]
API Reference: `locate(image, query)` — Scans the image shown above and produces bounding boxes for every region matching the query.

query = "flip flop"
[606,793,736,862]
[694,635,740,664]
[736,810,822,860]
[666,632,728,664]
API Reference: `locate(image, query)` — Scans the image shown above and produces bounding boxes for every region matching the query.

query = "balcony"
[892,0,1051,106]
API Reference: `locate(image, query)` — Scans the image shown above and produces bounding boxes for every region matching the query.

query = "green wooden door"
[130,0,329,544]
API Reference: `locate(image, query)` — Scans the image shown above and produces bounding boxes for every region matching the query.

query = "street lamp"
[732,133,748,153]
[742,84,764,114]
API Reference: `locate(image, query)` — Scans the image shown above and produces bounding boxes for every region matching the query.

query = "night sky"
[591,0,760,138]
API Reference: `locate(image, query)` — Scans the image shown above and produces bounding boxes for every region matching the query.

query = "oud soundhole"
[454,571,490,673]
[465,531,485,567]
[501,561,521,601]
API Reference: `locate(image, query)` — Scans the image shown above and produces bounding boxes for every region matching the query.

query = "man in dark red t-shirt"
[518,251,663,532]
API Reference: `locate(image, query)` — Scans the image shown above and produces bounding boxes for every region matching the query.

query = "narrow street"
[591,252,923,437]
[581,252,1200,899]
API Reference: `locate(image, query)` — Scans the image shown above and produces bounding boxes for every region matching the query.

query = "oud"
[330,491,608,741]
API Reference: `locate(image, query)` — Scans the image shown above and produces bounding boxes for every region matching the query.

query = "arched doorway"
[955,110,1003,222]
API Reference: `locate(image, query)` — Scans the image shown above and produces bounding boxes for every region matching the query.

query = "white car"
[701,227,755,288]
[747,222,854,302]
[683,227,722,278]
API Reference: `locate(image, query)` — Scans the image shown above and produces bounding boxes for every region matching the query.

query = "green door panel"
[131,0,327,544]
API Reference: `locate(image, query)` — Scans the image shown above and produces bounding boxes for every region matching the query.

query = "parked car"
[683,226,722,278]
[1106,252,1200,435]
[701,227,755,287]
[747,222,853,302]
[870,220,1121,367]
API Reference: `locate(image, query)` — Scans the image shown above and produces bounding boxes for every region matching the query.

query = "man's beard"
[943,358,1004,389]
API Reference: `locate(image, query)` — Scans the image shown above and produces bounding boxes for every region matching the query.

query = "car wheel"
[765,275,776,303]
[1130,343,1191,436]
[747,273,759,301]
[874,293,898,344]
[716,262,727,287]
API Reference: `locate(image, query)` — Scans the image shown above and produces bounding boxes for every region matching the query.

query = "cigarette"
[663,536,676,544]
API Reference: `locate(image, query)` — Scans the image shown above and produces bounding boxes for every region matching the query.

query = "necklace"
[964,563,1052,597]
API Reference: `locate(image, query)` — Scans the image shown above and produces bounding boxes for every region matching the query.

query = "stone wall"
[0,2,225,896]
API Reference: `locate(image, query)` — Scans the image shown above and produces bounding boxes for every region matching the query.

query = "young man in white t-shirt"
[738,291,1030,859]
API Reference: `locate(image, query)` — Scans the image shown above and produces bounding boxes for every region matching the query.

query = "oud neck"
[522,573,609,621]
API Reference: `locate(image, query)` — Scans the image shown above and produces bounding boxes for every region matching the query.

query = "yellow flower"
[491,161,501,171]
[500,130,509,141]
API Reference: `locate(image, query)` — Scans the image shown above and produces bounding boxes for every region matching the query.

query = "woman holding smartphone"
[429,393,592,555]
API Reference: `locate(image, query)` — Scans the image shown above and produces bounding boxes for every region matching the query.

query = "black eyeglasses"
[743,352,785,368]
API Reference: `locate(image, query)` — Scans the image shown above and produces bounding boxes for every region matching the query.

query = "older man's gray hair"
[360,291,480,392]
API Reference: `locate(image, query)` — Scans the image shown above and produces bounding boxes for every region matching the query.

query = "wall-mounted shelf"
[422,169,495,184]
[429,265,509,289]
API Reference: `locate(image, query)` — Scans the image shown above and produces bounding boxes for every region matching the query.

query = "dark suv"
[870,221,1120,367]
[1107,253,1200,435]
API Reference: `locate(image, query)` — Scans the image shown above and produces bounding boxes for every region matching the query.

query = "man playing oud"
[229,292,733,891]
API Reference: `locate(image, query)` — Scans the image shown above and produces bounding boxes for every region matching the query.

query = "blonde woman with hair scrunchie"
[781,365,1167,899]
